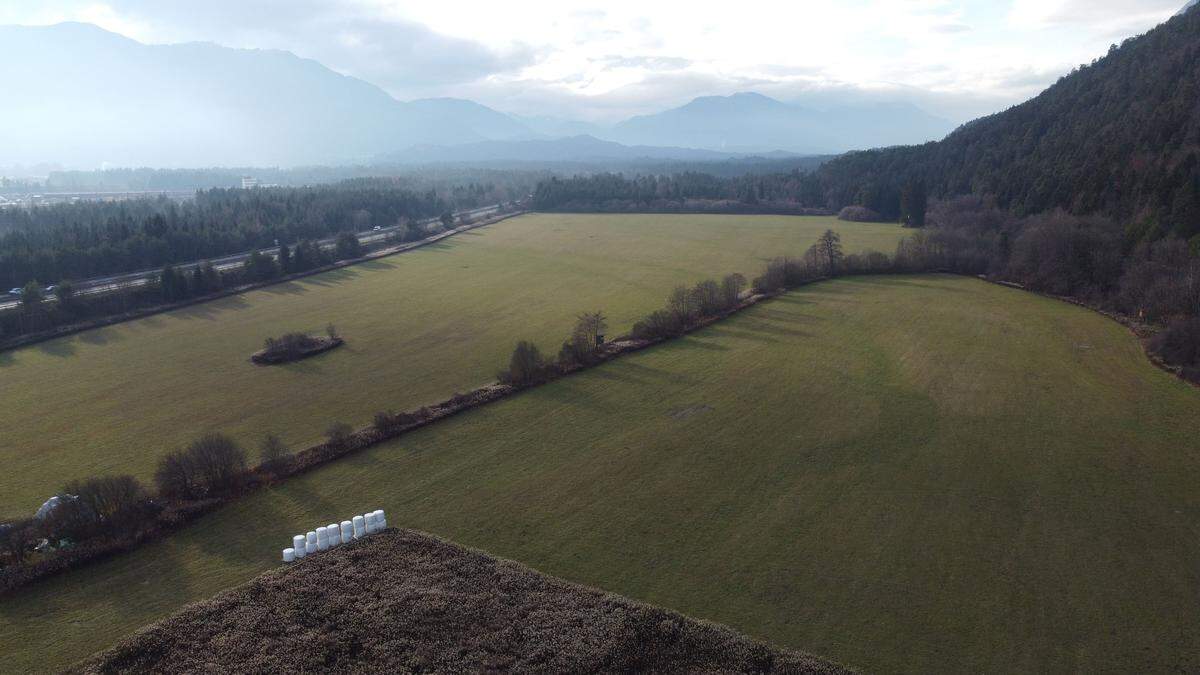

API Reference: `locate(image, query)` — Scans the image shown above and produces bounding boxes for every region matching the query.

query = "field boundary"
[0,279,784,596]
[5,271,1192,595]
[975,274,1199,388]
[537,204,835,216]
[0,210,527,355]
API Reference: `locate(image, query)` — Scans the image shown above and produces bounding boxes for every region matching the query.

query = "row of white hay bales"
[282,509,386,562]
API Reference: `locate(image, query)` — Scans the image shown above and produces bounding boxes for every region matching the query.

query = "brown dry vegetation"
[71,529,846,674]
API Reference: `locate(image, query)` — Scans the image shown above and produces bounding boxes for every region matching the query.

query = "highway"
[0,204,504,311]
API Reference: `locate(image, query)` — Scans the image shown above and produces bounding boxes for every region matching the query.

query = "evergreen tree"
[901,180,928,227]
[278,243,292,273]
[19,280,43,310]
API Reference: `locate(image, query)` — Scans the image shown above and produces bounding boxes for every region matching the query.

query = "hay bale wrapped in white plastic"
[326,523,340,546]
[305,531,317,554]
[352,515,365,538]
[363,512,375,534]
[316,526,329,551]
[282,548,295,563]
[340,520,354,543]
[293,535,307,558]
[374,509,387,529]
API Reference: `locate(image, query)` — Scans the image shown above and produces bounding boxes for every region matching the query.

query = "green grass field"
[3,275,1198,673]
[0,214,904,517]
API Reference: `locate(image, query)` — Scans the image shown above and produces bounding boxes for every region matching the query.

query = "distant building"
[241,176,260,189]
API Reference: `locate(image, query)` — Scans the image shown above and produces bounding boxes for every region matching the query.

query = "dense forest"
[816,7,1200,238]
[0,178,527,287]
[533,171,825,212]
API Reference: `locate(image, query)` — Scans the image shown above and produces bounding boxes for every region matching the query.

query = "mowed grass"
[0,213,903,516]
[3,275,1199,673]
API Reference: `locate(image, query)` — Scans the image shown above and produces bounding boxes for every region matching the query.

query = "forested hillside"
[818,6,1200,239]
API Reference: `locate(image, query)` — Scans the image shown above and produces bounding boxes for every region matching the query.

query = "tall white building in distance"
[241,176,260,189]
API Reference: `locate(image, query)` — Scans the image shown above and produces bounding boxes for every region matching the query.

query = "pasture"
[0,213,903,516]
[3,275,1198,672]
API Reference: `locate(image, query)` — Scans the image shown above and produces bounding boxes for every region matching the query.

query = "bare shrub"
[325,422,355,449]
[500,341,550,386]
[259,434,290,474]
[753,258,788,293]
[155,434,247,500]
[720,273,747,308]
[753,256,821,293]
[1149,317,1200,382]
[631,309,683,340]
[63,475,154,536]
[691,280,723,317]
[0,519,35,564]
[558,312,608,366]
[667,286,698,325]
[1006,210,1124,298]
[844,250,893,274]
[1118,238,1200,321]
[374,410,417,434]
[809,230,845,276]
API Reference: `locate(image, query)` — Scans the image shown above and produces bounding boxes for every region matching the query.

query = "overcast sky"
[0,0,1187,123]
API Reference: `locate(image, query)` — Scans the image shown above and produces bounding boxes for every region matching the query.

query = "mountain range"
[0,22,955,169]
[608,92,952,154]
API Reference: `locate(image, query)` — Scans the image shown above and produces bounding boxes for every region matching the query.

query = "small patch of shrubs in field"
[254,327,342,365]
[838,205,884,222]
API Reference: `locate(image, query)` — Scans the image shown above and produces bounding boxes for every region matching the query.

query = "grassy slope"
[3,275,1198,673]
[0,214,902,516]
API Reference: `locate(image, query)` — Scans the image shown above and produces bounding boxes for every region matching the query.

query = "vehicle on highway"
[44,285,57,294]
[373,226,382,231]
[8,288,21,296]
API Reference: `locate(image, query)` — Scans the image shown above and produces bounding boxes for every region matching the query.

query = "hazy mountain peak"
[406,98,535,140]
[680,91,790,110]
[0,21,956,167]
[1179,0,1199,15]
[0,23,522,167]
[611,90,954,154]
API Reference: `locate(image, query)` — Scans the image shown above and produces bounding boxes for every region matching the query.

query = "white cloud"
[0,0,1186,123]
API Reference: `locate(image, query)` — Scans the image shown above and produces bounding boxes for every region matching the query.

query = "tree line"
[0,179,517,288]
[0,198,501,342]
[532,172,827,214]
[498,230,858,386]
[891,197,1200,380]
[0,376,500,584]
